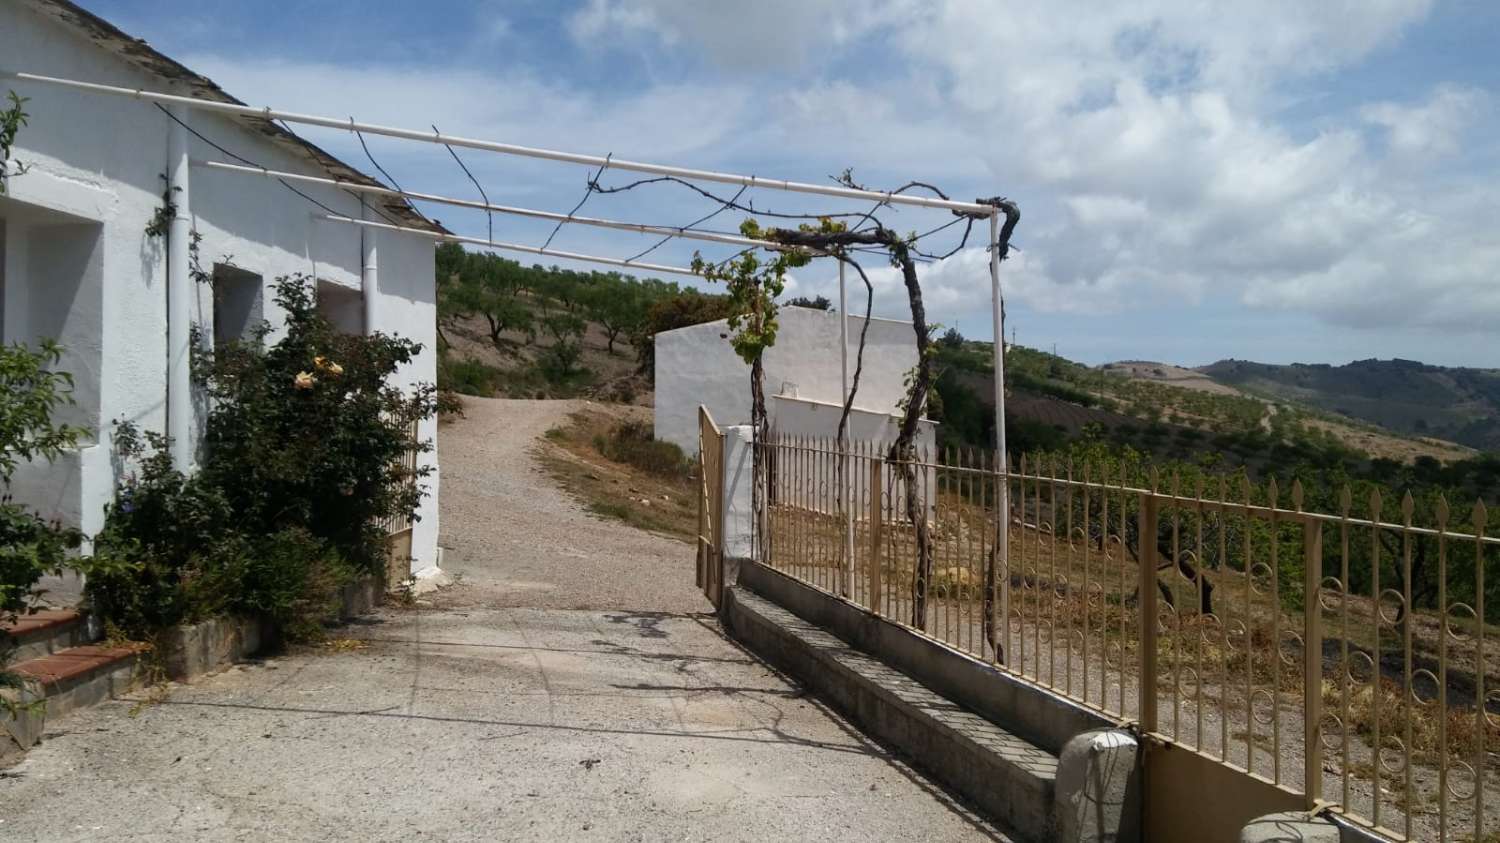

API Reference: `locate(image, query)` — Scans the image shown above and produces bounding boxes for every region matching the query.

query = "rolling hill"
[1198,358,1500,451]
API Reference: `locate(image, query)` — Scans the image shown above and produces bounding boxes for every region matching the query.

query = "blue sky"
[85,0,1500,367]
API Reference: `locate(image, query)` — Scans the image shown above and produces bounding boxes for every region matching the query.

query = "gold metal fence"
[754,432,1499,842]
[377,419,422,536]
[697,406,726,608]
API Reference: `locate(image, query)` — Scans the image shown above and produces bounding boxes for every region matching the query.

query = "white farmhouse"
[0,0,442,577]
[654,305,937,453]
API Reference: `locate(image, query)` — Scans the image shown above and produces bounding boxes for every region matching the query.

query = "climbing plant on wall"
[0,91,31,194]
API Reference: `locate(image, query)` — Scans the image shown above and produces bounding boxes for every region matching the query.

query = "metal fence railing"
[754,431,1499,842]
[697,406,726,608]
[377,420,422,537]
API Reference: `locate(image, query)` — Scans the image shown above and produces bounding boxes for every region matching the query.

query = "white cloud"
[1362,85,1487,160]
[177,0,1499,360]
[565,0,900,68]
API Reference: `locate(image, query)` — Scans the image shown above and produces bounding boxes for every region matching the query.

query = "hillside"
[1199,358,1500,451]
[934,338,1474,468]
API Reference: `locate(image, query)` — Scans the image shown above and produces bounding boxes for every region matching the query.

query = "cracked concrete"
[0,398,1006,840]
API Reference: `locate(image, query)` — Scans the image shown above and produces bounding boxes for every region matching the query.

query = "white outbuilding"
[654,305,937,454]
[0,0,442,578]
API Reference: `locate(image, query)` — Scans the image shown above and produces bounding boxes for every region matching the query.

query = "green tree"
[580,272,647,356]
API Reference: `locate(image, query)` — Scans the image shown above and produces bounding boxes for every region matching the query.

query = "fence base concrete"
[723,584,1059,840]
[1057,729,1141,843]
[739,560,1115,754]
[1240,812,1340,843]
[1239,811,1388,843]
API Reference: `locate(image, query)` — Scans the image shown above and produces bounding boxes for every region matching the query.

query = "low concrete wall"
[335,575,382,621]
[1,684,45,761]
[739,560,1116,755]
[162,615,272,681]
[163,574,382,682]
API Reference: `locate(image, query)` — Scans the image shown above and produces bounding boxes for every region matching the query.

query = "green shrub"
[81,425,240,633]
[82,276,435,639]
[596,421,689,477]
[197,277,434,575]
[439,354,501,397]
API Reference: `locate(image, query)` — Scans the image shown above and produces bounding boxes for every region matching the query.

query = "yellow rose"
[326,362,344,376]
[313,355,328,370]
[294,371,317,389]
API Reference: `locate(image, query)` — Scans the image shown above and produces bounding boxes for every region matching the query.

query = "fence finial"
[1401,490,1414,524]
[1435,494,1450,528]
[1339,484,1352,516]
[1291,478,1304,511]
[1474,498,1488,530]
[1368,487,1382,520]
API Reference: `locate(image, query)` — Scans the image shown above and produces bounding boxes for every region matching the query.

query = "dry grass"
[535,405,697,541]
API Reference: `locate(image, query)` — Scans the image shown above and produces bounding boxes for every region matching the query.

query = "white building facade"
[0,0,442,575]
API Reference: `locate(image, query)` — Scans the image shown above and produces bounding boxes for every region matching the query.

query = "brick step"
[1,609,94,664]
[8,642,145,722]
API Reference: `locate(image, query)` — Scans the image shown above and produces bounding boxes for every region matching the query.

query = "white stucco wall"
[655,306,921,455]
[0,4,440,572]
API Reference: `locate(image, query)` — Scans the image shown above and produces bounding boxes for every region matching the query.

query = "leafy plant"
[82,276,436,639]
[0,341,86,624]
[0,340,85,684]
[0,90,30,193]
[196,276,435,574]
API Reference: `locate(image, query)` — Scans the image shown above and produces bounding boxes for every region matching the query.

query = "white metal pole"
[2,71,997,217]
[195,159,820,255]
[838,259,854,597]
[360,199,378,335]
[989,212,1010,663]
[317,213,703,277]
[166,104,194,470]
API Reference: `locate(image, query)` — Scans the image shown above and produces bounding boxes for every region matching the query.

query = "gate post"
[1303,516,1324,810]
[869,457,883,616]
[1138,487,1160,735]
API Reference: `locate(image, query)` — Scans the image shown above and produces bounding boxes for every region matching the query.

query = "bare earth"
[0,397,1004,842]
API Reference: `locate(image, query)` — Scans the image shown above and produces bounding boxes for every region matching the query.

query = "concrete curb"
[738,560,1116,754]
[724,585,1059,840]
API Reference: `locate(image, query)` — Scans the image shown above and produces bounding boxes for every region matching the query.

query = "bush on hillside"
[595,421,690,478]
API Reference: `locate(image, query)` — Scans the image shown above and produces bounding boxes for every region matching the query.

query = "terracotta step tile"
[1,609,82,638]
[9,644,146,686]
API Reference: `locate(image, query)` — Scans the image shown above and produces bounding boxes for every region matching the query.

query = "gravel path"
[436,397,700,614]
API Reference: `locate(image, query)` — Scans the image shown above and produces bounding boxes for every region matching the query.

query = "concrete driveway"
[0,399,1006,841]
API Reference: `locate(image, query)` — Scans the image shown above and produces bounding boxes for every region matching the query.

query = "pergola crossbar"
[199,158,821,256]
[318,213,701,277]
[2,70,998,216]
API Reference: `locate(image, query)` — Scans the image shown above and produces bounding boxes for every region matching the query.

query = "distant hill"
[1198,358,1500,451]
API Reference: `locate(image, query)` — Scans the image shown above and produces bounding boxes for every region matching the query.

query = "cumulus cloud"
[1363,85,1487,160]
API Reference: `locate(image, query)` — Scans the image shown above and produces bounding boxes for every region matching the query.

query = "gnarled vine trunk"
[886,250,936,630]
